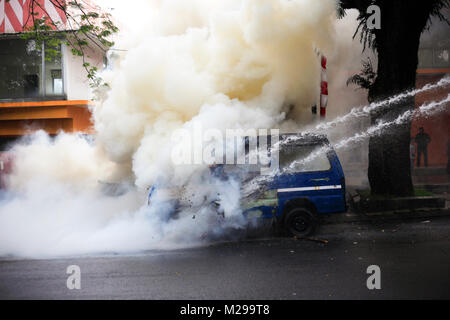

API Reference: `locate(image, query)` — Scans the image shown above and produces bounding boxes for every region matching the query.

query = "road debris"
[294,236,329,244]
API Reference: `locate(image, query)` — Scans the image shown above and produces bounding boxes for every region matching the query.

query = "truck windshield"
[280,144,331,173]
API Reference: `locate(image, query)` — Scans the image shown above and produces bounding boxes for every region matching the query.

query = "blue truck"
[240,133,347,237]
[148,133,347,237]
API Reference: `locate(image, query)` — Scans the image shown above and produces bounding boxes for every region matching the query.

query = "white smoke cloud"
[0,0,347,258]
[97,0,338,188]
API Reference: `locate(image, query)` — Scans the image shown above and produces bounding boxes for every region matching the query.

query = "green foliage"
[346,58,376,90]
[339,0,450,90]
[19,0,119,88]
[414,189,434,197]
[356,188,433,199]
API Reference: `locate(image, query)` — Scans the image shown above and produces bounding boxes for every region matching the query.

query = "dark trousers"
[417,148,428,167]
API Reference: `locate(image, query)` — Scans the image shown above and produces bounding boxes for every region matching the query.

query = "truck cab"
[241,133,346,236]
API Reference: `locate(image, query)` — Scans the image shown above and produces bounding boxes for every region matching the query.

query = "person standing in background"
[415,127,431,167]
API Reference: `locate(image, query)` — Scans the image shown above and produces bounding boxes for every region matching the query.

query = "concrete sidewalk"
[336,166,450,225]
[413,166,449,193]
[323,205,450,225]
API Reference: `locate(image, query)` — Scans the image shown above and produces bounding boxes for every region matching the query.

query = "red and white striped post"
[319,55,328,119]
[0,0,66,33]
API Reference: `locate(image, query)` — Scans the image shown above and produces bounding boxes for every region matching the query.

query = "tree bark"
[363,1,434,196]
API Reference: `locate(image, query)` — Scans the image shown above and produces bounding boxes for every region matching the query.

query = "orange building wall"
[412,73,450,167]
[0,100,94,136]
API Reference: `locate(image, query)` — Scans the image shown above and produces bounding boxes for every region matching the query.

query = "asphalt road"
[1,213,450,299]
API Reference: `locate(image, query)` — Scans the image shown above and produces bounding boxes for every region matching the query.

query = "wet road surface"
[1,213,450,299]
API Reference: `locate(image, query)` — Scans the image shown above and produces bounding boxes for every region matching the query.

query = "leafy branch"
[14,0,119,88]
[347,57,376,90]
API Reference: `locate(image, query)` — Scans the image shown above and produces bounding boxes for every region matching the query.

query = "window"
[280,145,331,172]
[418,12,450,69]
[419,48,450,68]
[434,48,450,67]
[0,38,64,101]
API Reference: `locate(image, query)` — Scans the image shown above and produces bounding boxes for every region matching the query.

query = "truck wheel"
[284,208,317,237]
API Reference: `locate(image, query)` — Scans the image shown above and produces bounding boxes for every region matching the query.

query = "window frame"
[279,143,333,174]
[0,35,67,102]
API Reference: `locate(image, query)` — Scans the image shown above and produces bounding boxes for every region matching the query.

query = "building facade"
[0,0,102,145]
[0,0,104,188]
[413,10,450,169]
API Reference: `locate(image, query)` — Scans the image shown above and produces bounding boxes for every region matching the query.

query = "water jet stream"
[242,93,450,198]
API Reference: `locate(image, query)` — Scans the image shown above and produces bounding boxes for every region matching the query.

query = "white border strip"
[45,0,63,27]
[9,0,22,26]
[0,1,5,29]
[278,185,342,193]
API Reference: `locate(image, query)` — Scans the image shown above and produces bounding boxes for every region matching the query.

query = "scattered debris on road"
[294,236,329,244]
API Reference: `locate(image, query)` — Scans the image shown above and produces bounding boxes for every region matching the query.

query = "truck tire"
[284,208,317,237]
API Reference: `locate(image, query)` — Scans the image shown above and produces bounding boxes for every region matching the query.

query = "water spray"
[242,93,450,198]
[313,76,450,132]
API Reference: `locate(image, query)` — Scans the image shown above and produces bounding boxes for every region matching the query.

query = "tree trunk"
[367,0,433,196]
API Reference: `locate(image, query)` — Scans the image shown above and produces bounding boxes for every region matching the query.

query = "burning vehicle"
[147,133,347,237]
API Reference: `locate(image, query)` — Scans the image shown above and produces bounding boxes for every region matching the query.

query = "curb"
[350,195,446,213]
[322,207,450,225]
[416,184,450,194]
